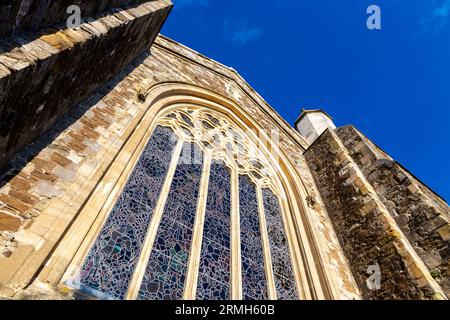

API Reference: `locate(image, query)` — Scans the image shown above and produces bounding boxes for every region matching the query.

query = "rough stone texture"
[304,128,446,300]
[335,125,450,296]
[0,0,173,170]
[0,35,360,300]
[0,5,446,298]
[0,231,17,259]
[0,212,22,232]
[0,0,154,38]
[136,38,361,299]
[0,73,142,239]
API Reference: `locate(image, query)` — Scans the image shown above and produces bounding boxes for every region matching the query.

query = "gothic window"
[75,126,178,299]
[70,107,299,300]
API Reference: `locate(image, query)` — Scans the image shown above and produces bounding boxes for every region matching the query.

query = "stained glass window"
[196,161,232,300]
[74,108,301,300]
[137,142,204,300]
[239,175,268,300]
[262,188,298,300]
[75,126,178,299]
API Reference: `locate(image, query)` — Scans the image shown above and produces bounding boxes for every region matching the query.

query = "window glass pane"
[262,188,298,300]
[239,175,268,300]
[75,126,178,299]
[75,108,301,301]
[138,142,204,300]
[196,161,231,300]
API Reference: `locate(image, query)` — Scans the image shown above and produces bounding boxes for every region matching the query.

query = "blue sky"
[162,0,450,201]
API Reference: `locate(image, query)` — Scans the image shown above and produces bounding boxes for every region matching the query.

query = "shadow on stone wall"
[0,1,171,171]
[0,52,150,259]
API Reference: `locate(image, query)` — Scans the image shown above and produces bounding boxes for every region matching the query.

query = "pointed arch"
[37,82,333,300]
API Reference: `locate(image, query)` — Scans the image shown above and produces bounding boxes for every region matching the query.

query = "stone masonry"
[0,0,154,38]
[0,0,173,169]
[335,125,450,296]
[0,34,360,300]
[0,0,448,300]
[304,128,448,299]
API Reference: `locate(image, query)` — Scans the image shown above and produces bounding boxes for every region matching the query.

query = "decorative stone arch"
[37,82,335,300]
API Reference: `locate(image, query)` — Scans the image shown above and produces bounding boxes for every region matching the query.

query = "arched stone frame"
[36,82,334,300]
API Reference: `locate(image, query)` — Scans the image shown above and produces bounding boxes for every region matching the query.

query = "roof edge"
[155,34,310,149]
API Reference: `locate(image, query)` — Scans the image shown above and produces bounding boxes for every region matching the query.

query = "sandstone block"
[437,225,450,242]
[0,211,22,232]
[0,194,30,214]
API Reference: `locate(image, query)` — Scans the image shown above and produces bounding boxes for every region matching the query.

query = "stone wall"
[0,0,173,170]
[335,125,450,296]
[0,0,153,38]
[304,128,446,299]
[0,35,360,300]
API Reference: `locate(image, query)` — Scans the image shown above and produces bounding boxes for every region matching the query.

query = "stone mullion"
[231,163,242,300]
[125,138,185,300]
[183,151,212,300]
[256,184,277,300]
[278,192,310,300]
[53,120,175,289]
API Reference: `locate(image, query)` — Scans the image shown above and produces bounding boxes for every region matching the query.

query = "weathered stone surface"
[0,194,31,215]
[0,231,17,259]
[0,32,361,300]
[0,3,446,299]
[437,225,450,242]
[0,0,157,38]
[335,125,450,297]
[304,128,446,299]
[33,181,64,198]
[0,210,22,232]
[0,0,173,170]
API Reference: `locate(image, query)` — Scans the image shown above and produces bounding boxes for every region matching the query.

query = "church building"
[0,0,448,300]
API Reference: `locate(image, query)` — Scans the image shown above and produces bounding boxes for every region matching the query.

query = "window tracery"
[71,106,299,300]
[74,126,178,299]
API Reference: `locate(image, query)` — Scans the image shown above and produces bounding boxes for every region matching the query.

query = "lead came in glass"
[196,161,232,300]
[74,107,301,300]
[239,175,268,300]
[262,188,298,300]
[76,126,178,299]
[138,142,204,300]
